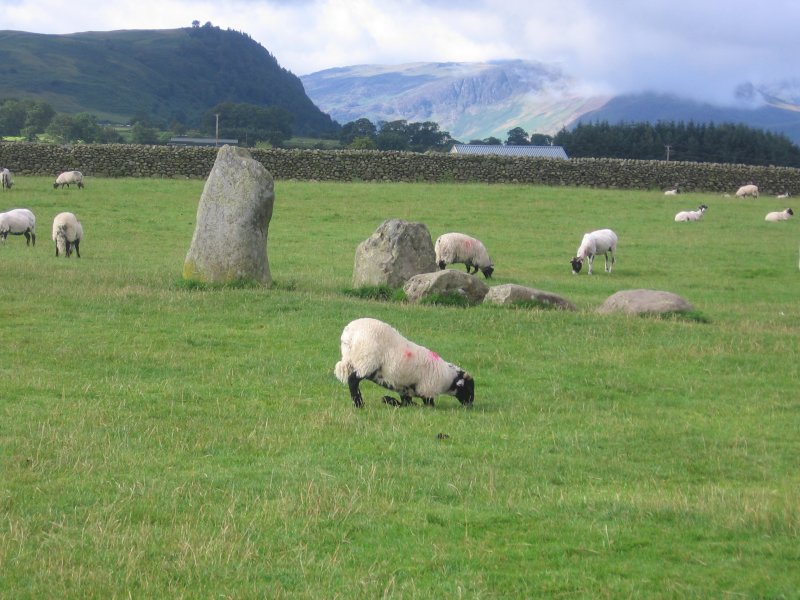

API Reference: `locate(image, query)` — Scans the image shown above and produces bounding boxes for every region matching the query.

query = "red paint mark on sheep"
[429,350,440,361]
[403,349,413,359]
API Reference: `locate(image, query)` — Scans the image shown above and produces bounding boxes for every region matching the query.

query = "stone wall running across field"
[2,142,799,194]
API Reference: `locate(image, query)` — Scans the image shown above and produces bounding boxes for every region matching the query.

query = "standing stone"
[183,145,274,285]
[352,219,436,288]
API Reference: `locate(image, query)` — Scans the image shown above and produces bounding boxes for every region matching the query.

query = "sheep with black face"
[334,318,474,408]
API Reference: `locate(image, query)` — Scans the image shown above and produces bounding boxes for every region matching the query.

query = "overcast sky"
[3,0,798,103]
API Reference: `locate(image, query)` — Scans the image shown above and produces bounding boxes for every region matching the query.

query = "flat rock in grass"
[403,270,489,304]
[183,145,274,285]
[484,283,576,310]
[598,289,694,315]
[353,219,436,288]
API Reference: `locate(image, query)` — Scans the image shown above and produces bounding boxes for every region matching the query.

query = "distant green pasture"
[1,177,798,598]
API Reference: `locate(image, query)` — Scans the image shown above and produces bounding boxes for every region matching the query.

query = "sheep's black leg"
[65,242,72,258]
[437,260,446,270]
[347,372,364,408]
[422,397,435,407]
[74,240,80,258]
[24,231,31,246]
[31,232,36,246]
[382,394,415,407]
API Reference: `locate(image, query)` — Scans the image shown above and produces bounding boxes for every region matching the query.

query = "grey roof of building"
[450,144,568,159]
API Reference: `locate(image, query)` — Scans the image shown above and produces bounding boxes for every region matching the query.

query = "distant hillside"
[300,60,610,142]
[576,92,800,145]
[0,25,338,136]
[301,61,800,145]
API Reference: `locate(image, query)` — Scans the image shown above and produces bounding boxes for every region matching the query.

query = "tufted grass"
[1,176,799,598]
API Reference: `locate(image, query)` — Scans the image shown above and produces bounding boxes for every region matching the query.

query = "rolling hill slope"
[0,25,338,136]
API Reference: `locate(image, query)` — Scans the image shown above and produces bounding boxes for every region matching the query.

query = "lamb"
[570,228,618,275]
[51,212,83,257]
[1,168,12,190]
[53,170,84,189]
[334,317,474,408]
[674,204,708,222]
[764,208,794,222]
[735,184,759,198]
[434,232,494,278]
[0,208,36,245]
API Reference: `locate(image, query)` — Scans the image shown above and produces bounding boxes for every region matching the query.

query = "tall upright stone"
[183,145,274,285]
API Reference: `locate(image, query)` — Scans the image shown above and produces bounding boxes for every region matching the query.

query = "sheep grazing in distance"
[434,232,494,278]
[0,208,36,245]
[1,168,13,190]
[570,228,618,275]
[776,192,790,199]
[664,188,680,195]
[52,212,83,257]
[674,204,708,222]
[53,170,84,189]
[765,208,794,222]
[735,184,759,198]
[334,317,474,408]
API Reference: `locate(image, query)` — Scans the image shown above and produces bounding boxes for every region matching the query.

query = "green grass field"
[2,177,798,598]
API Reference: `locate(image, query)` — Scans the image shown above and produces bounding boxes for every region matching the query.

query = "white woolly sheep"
[570,228,618,275]
[735,184,759,198]
[1,168,12,190]
[52,212,83,257]
[664,188,679,196]
[53,170,84,189]
[674,204,708,222]
[434,232,494,278]
[764,208,794,222]
[0,208,36,246]
[334,317,474,408]
[776,192,790,199]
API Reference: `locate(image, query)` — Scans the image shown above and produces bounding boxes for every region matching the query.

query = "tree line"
[551,121,800,168]
[3,95,800,168]
[0,97,295,146]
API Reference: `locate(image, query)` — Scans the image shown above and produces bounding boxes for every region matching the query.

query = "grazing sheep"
[674,204,708,222]
[776,192,790,199]
[570,228,618,275]
[51,212,83,257]
[0,208,36,245]
[735,184,759,198]
[334,317,474,408]
[765,208,794,222]
[1,168,12,190]
[664,188,680,196]
[434,232,494,278]
[53,170,84,189]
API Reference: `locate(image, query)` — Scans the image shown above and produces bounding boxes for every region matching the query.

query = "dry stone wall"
[2,142,800,193]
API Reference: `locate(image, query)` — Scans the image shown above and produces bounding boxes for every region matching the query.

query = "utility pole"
[665,144,672,161]
[215,113,220,147]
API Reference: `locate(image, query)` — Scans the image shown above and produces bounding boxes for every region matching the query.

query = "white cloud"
[2,0,799,102]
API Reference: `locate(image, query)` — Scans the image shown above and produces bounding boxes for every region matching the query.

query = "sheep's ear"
[456,378,465,388]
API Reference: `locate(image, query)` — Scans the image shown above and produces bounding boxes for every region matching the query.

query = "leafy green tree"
[24,100,56,134]
[506,127,530,145]
[0,99,28,136]
[529,133,554,146]
[340,118,377,146]
[45,112,101,143]
[130,122,159,144]
[349,136,376,150]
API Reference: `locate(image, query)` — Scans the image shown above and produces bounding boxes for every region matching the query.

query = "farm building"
[450,144,568,159]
